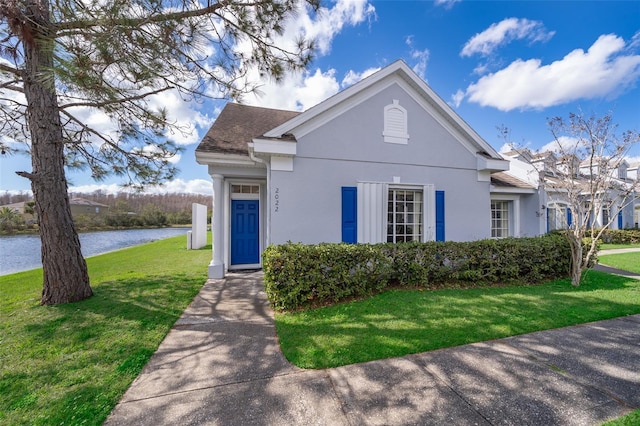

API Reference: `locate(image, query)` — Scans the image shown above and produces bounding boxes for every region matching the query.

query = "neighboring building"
[1,201,28,215]
[196,60,530,278]
[0,198,109,220]
[69,198,109,217]
[502,151,638,232]
[0,198,110,221]
[0,201,36,223]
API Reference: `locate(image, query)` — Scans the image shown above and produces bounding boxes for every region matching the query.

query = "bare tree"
[519,112,639,286]
[0,0,318,304]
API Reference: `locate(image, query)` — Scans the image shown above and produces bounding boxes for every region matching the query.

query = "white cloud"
[67,178,213,195]
[239,0,375,111]
[434,0,461,9]
[144,178,213,195]
[451,89,465,108]
[62,89,213,148]
[245,68,340,110]
[540,136,582,153]
[341,67,381,87]
[406,36,430,79]
[462,34,640,111]
[461,18,555,57]
[2,179,211,197]
[472,62,490,76]
[499,143,514,153]
[293,0,377,55]
[148,90,213,145]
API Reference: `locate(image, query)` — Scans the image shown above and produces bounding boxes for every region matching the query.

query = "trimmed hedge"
[599,229,640,244]
[263,234,574,311]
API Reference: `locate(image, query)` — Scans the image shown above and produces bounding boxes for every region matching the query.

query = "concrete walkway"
[596,247,640,279]
[105,272,640,426]
[598,247,640,256]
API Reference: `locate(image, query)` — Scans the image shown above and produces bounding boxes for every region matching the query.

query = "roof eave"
[195,150,256,167]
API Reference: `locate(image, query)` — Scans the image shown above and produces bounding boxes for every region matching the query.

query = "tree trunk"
[21,0,92,305]
[567,232,583,287]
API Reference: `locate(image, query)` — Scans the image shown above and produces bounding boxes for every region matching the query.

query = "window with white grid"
[491,200,510,238]
[387,189,423,243]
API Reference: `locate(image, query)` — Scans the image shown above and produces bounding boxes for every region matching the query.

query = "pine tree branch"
[0,80,25,92]
[53,0,242,33]
[59,86,169,109]
[0,62,21,76]
[59,108,115,147]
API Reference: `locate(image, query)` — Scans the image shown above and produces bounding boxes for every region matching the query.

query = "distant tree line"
[0,191,212,233]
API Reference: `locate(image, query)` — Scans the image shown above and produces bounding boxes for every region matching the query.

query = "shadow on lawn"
[276,270,640,369]
[4,274,205,425]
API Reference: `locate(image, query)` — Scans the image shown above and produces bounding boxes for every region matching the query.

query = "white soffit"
[251,139,297,156]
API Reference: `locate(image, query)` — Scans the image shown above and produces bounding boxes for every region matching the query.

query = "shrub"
[263,234,574,311]
[0,206,26,233]
[599,229,640,244]
[73,213,106,230]
[263,243,393,311]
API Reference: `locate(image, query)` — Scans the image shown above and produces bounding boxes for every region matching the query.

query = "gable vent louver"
[383,100,409,144]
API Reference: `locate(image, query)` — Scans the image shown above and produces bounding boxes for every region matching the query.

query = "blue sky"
[1,0,639,195]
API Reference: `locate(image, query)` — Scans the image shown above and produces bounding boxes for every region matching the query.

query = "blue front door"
[618,211,623,229]
[435,190,445,242]
[231,200,259,265]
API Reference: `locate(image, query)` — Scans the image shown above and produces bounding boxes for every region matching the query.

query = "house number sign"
[274,188,280,212]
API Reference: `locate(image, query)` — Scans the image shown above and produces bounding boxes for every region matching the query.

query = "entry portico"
[196,104,299,278]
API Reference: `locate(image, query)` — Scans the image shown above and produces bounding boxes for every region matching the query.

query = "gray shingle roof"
[196,103,300,155]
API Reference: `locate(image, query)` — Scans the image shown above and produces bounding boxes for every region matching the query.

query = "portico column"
[209,173,225,278]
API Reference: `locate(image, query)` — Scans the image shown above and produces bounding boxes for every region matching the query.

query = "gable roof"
[197,103,300,155]
[263,59,504,161]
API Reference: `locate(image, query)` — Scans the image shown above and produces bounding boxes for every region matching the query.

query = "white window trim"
[490,195,521,238]
[230,183,260,200]
[225,180,265,271]
[547,201,571,231]
[357,181,435,243]
[386,186,426,243]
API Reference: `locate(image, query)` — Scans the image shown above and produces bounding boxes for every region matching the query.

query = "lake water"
[0,228,190,276]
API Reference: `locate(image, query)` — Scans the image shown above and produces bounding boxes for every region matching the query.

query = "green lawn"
[600,243,640,250]
[275,269,640,369]
[0,235,211,426]
[2,238,638,425]
[602,409,640,426]
[598,252,640,274]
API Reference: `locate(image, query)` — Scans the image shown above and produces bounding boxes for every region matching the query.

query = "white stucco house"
[196,60,542,278]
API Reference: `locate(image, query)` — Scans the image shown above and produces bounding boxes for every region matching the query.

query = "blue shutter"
[342,187,357,243]
[618,211,623,229]
[546,207,550,233]
[435,190,445,242]
[567,208,572,228]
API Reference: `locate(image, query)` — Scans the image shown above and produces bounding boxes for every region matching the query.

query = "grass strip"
[602,409,640,426]
[599,243,640,250]
[276,269,640,369]
[0,234,211,426]
[598,252,640,274]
